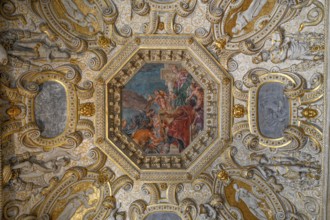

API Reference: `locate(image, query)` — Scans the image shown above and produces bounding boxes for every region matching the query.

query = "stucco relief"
[0,0,328,219]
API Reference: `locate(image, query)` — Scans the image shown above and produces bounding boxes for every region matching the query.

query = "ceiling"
[0,0,329,219]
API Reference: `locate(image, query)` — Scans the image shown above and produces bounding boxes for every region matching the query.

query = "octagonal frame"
[95,35,232,182]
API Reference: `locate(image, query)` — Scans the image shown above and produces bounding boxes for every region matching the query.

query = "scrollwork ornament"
[0,0,27,25]
[29,0,138,69]
[131,0,150,16]
[4,198,33,220]
[1,65,96,150]
[131,0,197,34]
[291,0,325,32]
[200,0,323,66]
[192,173,214,192]
[5,149,133,220]
[302,195,320,217]
[96,35,231,181]
[87,49,108,71]
[233,67,322,150]
[0,0,327,219]
[211,154,298,220]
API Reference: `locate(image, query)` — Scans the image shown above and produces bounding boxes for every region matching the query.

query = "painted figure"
[233,184,267,220]
[132,129,163,150]
[154,90,169,111]
[57,188,95,220]
[171,65,192,107]
[61,0,97,32]
[163,99,197,152]
[171,65,188,89]
[186,82,204,110]
[250,152,321,181]
[122,64,204,154]
[232,0,267,34]
[186,82,204,130]
[0,30,69,65]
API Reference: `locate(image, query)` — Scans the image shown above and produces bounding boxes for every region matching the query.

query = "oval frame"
[247,71,305,148]
[17,65,94,150]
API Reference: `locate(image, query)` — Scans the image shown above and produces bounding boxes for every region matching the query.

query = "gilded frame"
[4,65,96,150]
[129,202,197,220]
[95,35,232,182]
[3,148,133,219]
[232,68,324,151]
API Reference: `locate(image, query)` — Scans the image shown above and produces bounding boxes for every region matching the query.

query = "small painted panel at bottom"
[145,212,182,220]
[258,82,290,139]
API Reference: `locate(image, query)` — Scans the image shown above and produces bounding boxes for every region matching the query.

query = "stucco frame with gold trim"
[232,67,324,152]
[1,65,95,151]
[95,35,232,182]
[129,201,198,220]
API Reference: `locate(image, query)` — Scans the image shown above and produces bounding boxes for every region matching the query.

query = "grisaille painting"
[145,212,182,220]
[1,0,329,218]
[122,63,204,155]
[258,83,290,139]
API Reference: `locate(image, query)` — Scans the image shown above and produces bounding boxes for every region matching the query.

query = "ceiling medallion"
[95,35,232,181]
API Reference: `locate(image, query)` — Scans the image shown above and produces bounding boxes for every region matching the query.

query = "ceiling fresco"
[0,0,329,219]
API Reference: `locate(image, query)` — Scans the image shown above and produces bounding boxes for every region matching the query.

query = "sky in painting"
[124,63,167,98]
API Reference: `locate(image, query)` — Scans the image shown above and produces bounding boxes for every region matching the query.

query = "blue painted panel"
[145,212,182,220]
[258,83,290,138]
[122,63,204,155]
[34,81,67,138]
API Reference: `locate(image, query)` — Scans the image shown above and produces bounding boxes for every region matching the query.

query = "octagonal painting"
[122,63,204,155]
[95,36,231,181]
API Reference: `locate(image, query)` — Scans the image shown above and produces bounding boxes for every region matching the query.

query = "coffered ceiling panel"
[0,0,328,219]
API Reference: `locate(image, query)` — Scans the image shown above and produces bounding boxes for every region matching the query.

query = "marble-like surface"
[34,81,67,138]
[145,212,182,220]
[1,0,327,219]
[258,83,290,138]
